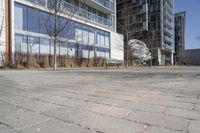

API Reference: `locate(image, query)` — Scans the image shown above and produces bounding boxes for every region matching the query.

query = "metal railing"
[164,35,173,43]
[164,26,172,35]
[26,0,46,6]
[25,0,113,28]
[164,18,174,29]
[92,0,115,11]
[61,1,112,27]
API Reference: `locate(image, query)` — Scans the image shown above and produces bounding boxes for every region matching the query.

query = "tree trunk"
[87,50,90,67]
[126,33,129,68]
[54,39,57,70]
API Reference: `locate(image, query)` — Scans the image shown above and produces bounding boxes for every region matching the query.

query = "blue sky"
[175,0,200,49]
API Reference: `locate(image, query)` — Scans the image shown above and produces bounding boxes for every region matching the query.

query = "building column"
[171,52,174,66]
[5,0,12,61]
[157,48,162,65]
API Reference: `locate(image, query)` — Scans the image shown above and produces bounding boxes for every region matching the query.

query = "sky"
[175,0,200,49]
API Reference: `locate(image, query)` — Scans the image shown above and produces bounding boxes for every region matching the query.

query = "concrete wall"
[0,0,5,65]
[0,0,5,52]
[110,31,124,60]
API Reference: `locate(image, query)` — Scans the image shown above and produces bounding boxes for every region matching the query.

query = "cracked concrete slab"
[0,102,49,130]
[19,119,92,133]
[45,107,146,133]
[164,107,200,120]
[0,67,200,132]
[187,120,200,133]
[124,109,187,130]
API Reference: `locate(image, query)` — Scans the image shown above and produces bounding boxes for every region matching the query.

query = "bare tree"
[74,29,83,58]
[27,36,40,67]
[41,0,84,70]
[117,3,139,68]
[85,45,94,66]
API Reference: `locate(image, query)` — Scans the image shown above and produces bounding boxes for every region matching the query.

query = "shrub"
[0,52,107,69]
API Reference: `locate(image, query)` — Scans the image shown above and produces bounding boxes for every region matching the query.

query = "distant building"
[117,0,175,65]
[0,0,124,65]
[184,49,200,66]
[174,11,186,65]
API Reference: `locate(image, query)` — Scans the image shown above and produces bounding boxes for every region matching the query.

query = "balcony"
[164,0,173,10]
[92,0,115,12]
[26,0,45,6]
[61,1,113,28]
[164,42,174,51]
[164,26,173,36]
[164,35,173,43]
[163,18,174,29]
[164,10,173,21]
[25,0,113,28]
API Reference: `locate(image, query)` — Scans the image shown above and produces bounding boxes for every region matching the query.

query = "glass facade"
[26,0,113,28]
[14,2,110,58]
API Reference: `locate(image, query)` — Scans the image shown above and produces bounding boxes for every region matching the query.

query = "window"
[28,8,40,33]
[82,50,88,58]
[68,48,75,56]
[59,20,75,39]
[28,36,40,54]
[39,12,48,34]
[105,36,109,47]
[15,34,25,52]
[105,52,109,59]
[82,30,89,44]
[20,36,28,53]
[50,40,54,55]
[60,41,67,55]
[14,3,111,56]
[89,32,95,45]
[15,4,24,31]
[40,38,50,54]
[75,28,82,43]
[100,35,105,46]
[97,34,101,46]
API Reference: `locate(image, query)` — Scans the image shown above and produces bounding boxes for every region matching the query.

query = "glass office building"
[117,0,175,65]
[174,11,186,65]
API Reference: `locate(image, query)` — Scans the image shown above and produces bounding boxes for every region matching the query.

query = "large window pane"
[15,5,23,30]
[97,34,101,45]
[28,36,40,54]
[50,40,54,55]
[15,4,27,31]
[59,20,75,39]
[20,36,28,53]
[89,32,95,45]
[60,41,67,55]
[15,34,27,52]
[75,29,82,43]
[105,36,109,47]
[82,50,88,58]
[100,35,105,46]
[28,7,40,33]
[82,30,89,44]
[39,12,48,34]
[89,50,94,58]
[105,52,109,59]
[40,38,50,54]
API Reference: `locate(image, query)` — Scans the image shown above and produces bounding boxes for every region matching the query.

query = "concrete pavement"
[0,67,200,133]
